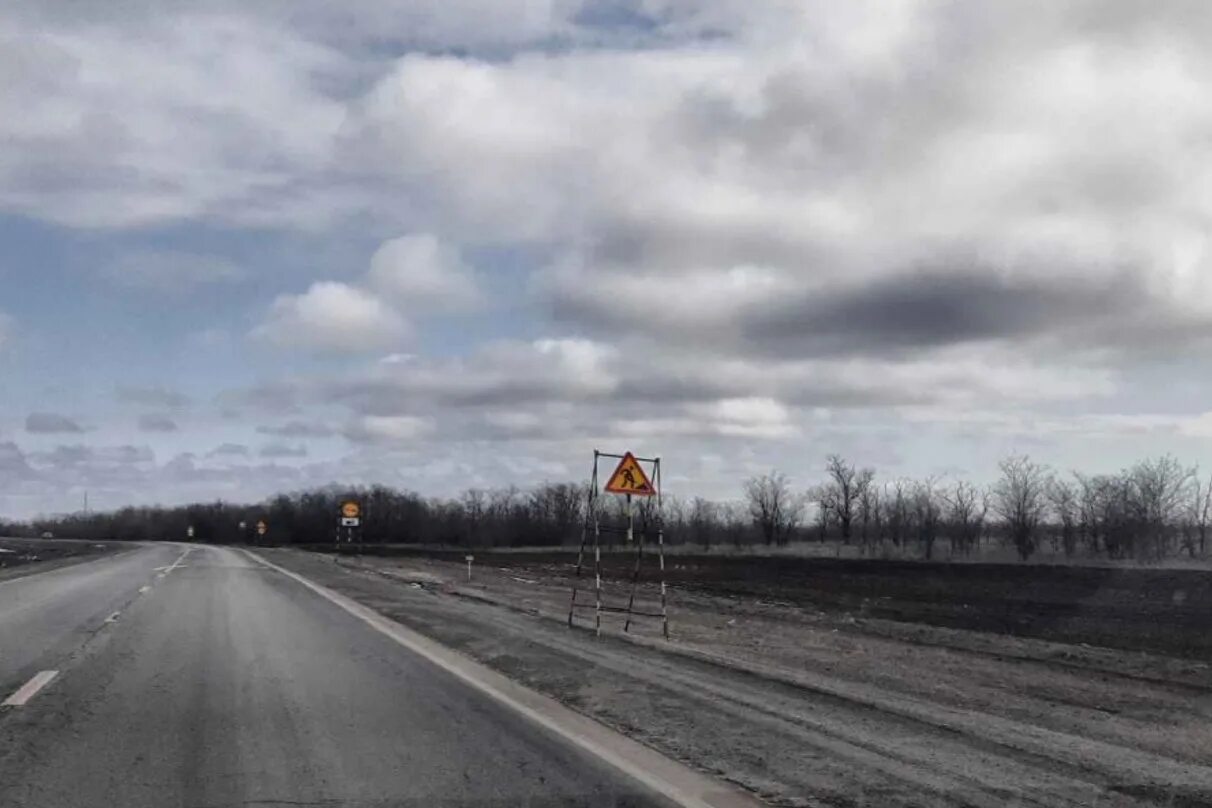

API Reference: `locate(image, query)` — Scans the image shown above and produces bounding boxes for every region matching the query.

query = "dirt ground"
[308,545,1212,659]
[262,547,1212,808]
[0,538,121,581]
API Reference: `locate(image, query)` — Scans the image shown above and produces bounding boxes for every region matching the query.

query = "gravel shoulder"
[258,547,1212,808]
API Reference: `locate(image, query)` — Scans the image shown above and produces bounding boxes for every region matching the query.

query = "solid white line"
[3,670,59,707]
[243,549,756,808]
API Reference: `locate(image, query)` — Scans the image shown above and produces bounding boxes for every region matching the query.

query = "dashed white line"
[104,611,121,623]
[139,585,151,593]
[3,670,59,707]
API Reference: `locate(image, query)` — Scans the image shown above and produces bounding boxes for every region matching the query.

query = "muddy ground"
[265,546,1212,807]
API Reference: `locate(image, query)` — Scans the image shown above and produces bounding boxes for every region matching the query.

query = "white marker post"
[465,554,474,582]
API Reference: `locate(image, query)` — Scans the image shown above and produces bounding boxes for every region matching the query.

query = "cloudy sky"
[2,1,1212,518]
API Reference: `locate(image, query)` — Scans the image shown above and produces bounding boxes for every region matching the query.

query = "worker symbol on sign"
[604,452,655,496]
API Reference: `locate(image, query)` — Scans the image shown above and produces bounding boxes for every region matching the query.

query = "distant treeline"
[5,454,1210,562]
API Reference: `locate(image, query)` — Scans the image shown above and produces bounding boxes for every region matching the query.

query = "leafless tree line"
[10,454,1212,562]
[730,454,1212,561]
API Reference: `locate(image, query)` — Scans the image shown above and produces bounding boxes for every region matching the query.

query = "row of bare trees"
[11,454,1212,561]
[737,454,1212,561]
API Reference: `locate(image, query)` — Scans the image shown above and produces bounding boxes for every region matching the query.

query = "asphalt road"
[0,544,678,807]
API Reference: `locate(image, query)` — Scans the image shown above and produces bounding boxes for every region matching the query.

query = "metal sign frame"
[568,450,668,639]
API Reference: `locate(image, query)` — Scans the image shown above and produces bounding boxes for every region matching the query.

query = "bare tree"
[913,477,943,560]
[719,501,750,549]
[688,496,717,550]
[1046,477,1078,558]
[461,488,487,544]
[884,479,910,549]
[1130,455,1195,560]
[745,472,803,546]
[991,455,1050,561]
[858,481,882,555]
[815,455,874,544]
[944,481,987,558]
[1192,477,1212,559]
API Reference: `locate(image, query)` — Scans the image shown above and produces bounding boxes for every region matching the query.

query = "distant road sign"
[238,521,247,531]
[341,501,360,519]
[256,521,267,536]
[604,452,655,496]
[186,525,195,538]
[341,517,360,528]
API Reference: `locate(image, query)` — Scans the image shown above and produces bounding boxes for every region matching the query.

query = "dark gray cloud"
[28,444,155,469]
[260,442,308,458]
[116,385,191,410]
[256,421,334,438]
[742,267,1157,358]
[207,443,250,458]
[137,414,179,433]
[25,412,83,433]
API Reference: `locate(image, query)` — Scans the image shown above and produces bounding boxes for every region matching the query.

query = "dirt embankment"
[264,547,1212,808]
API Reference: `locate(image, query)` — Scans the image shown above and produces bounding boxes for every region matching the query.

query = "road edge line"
[242,549,758,808]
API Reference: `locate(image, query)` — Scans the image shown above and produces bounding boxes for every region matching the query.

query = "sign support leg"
[624,526,645,633]
[569,454,598,628]
[656,459,669,639]
[593,517,602,637]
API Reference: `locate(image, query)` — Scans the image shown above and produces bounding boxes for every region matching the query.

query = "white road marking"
[104,611,121,623]
[3,670,59,707]
[243,549,756,808]
[139,585,151,593]
[163,549,192,574]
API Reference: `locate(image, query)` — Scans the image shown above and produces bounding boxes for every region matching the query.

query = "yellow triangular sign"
[604,452,655,497]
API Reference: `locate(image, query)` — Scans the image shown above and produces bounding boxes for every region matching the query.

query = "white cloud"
[367,234,480,312]
[8,2,1212,514]
[343,415,433,443]
[0,13,348,229]
[253,282,409,354]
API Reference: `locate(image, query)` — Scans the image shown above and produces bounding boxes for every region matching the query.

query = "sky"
[2,1,1212,518]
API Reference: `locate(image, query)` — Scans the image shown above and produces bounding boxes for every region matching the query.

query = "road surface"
[0,543,686,807]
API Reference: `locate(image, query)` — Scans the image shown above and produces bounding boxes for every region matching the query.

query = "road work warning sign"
[604,452,655,496]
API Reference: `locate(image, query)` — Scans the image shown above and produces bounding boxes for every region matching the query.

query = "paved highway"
[0,544,687,807]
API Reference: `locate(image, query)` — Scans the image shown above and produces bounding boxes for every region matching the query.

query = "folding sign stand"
[568,450,669,638]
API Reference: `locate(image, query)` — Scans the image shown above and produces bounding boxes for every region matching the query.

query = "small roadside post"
[339,500,361,560]
[465,554,474,582]
[256,520,267,542]
[186,525,194,540]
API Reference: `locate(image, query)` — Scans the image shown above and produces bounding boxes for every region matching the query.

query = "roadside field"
[264,545,1212,807]
[307,544,1212,659]
[0,537,124,580]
